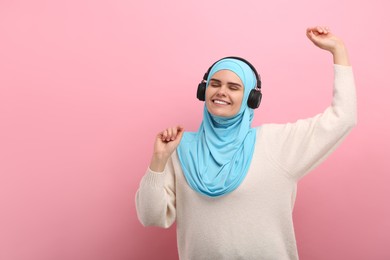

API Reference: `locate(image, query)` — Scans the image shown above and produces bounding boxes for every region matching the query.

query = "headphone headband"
[202,56,261,90]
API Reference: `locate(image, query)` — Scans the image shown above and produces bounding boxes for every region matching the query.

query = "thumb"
[307,30,316,41]
[176,126,184,141]
[307,30,322,47]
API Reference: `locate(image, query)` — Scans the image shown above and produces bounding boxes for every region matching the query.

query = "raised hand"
[150,126,184,172]
[306,26,350,65]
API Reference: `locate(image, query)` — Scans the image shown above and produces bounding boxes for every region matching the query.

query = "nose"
[216,85,228,96]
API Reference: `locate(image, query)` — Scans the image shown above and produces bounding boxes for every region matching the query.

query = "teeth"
[214,100,229,105]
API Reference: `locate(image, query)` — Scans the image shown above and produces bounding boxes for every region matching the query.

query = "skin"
[205,70,244,118]
[149,26,351,172]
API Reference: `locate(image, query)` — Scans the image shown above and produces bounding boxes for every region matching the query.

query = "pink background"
[1,0,389,259]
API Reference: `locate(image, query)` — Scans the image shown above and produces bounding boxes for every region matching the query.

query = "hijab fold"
[177,58,257,197]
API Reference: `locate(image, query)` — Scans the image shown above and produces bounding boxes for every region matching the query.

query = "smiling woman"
[135,26,357,259]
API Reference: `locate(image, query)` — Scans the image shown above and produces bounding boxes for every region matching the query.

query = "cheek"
[205,87,215,100]
[234,92,244,107]
[205,87,210,98]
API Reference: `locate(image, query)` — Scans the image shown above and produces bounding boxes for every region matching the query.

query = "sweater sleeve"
[263,64,357,180]
[135,155,176,228]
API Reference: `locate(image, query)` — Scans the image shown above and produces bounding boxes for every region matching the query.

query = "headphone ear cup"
[247,89,262,109]
[197,82,206,101]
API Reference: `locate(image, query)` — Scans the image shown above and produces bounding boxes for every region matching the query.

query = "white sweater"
[136,65,357,260]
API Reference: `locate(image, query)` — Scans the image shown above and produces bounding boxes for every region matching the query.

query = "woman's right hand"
[150,126,184,172]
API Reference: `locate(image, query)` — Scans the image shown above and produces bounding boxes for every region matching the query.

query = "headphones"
[197,56,262,109]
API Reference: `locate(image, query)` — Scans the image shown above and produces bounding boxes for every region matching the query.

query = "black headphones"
[197,56,262,109]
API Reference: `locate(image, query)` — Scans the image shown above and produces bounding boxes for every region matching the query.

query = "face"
[205,70,244,117]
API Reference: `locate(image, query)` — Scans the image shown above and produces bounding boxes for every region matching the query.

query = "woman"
[135,26,357,259]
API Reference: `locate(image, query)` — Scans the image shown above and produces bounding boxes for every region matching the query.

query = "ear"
[197,82,206,101]
[247,89,262,109]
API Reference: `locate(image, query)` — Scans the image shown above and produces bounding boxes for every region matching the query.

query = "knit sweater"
[135,65,357,260]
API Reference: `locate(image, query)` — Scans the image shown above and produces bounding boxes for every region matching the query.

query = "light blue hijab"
[177,58,257,197]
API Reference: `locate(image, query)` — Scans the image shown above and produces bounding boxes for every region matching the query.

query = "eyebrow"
[209,78,242,88]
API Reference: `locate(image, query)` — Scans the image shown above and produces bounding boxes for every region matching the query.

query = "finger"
[321,26,330,34]
[158,131,164,142]
[166,127,173,141]
[156,132,163,142]
[306,29,316,40]
[307,26,328,36]
[324,26,330,33]
[316,26,324,34]
[306,27,314,35]
[171,127,178,141]
[306,27,319,37]
[177,126,184,138]
[318,26,330,35]
[177,125,184,133]
[161,129,168,141]
[173,126,184,143]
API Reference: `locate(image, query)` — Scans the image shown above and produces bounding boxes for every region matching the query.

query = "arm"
[264,26,357,180]
[135,126,183,228]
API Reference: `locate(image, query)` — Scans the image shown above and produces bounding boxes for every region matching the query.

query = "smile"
[213,99,231,105]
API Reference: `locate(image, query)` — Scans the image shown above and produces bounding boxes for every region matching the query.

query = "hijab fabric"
[177,58,257,197]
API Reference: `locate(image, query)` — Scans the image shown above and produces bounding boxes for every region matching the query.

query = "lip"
[212,99,231,105]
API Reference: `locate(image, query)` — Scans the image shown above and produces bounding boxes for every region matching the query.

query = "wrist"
[331,42,350,66]
[150,153,169,172]
[330,41,346,55]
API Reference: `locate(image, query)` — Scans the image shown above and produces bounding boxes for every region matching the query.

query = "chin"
[206,102,238,117]
[208,109,233,118]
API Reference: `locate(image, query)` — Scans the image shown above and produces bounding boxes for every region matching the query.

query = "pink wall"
[1,0,389,259]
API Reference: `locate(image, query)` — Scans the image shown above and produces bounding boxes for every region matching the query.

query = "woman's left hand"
[306,26,350,66]
[306,26,343,53]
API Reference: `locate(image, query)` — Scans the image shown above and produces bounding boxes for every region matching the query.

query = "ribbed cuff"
[140,167,167,189]
[334,64,353,72]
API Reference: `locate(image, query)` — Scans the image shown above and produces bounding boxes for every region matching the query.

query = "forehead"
[210,70,243,84]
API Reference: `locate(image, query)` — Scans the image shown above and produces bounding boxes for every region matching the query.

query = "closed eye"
[229,85,240,90]
[209,79,220,87]
[209,79,242,90]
